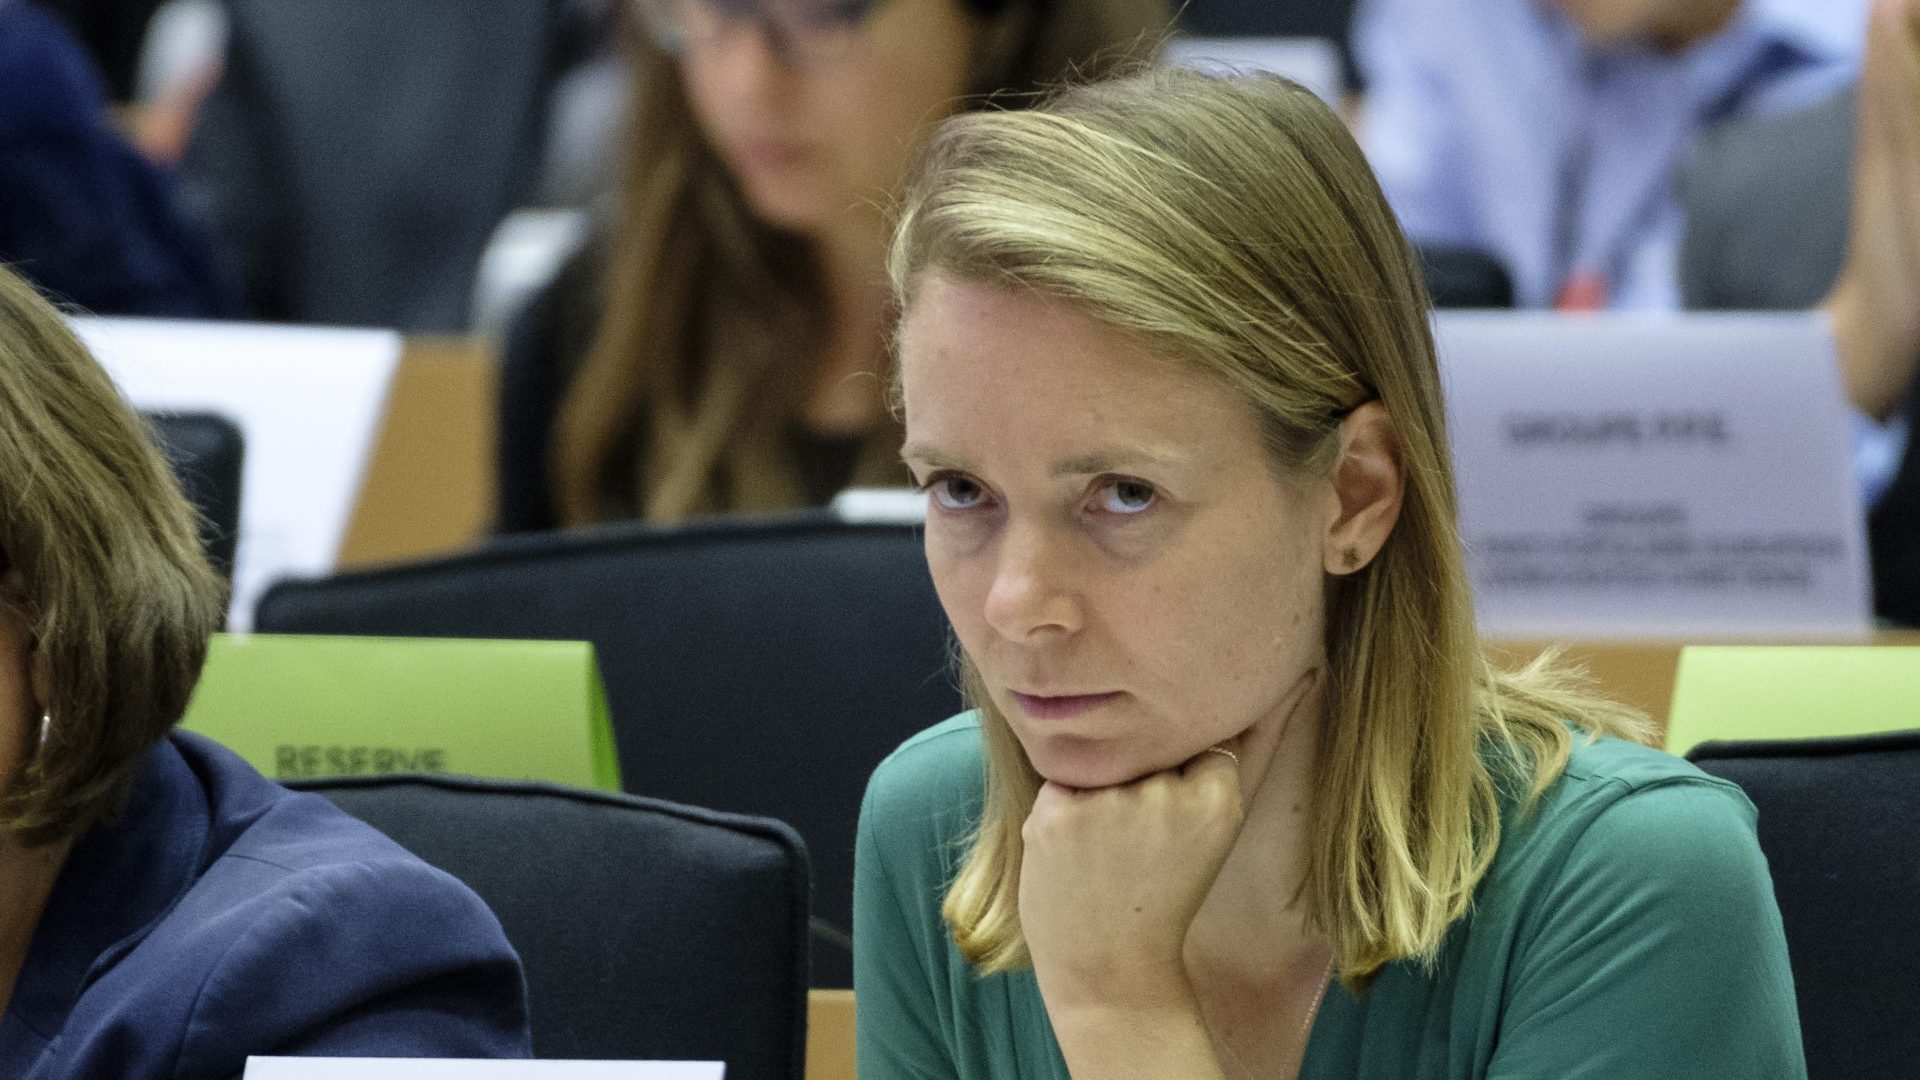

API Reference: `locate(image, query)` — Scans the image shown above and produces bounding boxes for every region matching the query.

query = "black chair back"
[290,774,809,1078]
[1687,731,1920,1079]
[1416,246,1515,308]
[256,512,961,987]
[1178,0,1355,36]
[145,411,243,580]
[180,0,557,331]
[1176,0,1361,87]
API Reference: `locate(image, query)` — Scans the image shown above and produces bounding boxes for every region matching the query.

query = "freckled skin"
[898,276,1336,793]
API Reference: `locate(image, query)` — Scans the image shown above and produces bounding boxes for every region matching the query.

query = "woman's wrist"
[1044,988,1229,1080]
[1037,958,1198,1019]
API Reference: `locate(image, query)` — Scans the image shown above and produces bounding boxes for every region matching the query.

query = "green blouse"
[854,713,1805,1079]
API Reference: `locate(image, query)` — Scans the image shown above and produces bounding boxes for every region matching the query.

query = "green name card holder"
[183,634,620,791]
[1666,645,1920,755]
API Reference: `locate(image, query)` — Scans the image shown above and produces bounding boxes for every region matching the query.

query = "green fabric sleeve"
[1487,779,1806,1079]
[855,724,984,1080]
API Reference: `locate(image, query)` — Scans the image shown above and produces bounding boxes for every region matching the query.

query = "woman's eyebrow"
[901,443,1187,476]
[1050,446,1182,478]
[899,442,970,470]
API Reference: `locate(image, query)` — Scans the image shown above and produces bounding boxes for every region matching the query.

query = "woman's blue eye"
[1098,479,1156,515]
[929,474,987,511]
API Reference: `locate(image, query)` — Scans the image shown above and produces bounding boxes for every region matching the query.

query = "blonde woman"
[0,266,530,1078]
[855,70,1804,1079]
[496,0,1168,531]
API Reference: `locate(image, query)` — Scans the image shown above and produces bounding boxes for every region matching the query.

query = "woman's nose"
[981,525,1083,643]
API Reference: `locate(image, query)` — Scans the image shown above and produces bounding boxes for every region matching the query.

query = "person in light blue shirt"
[1355,0,1868,312]
[1356,0,1901,507]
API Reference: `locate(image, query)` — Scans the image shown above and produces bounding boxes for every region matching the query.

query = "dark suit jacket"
[35,0,165,103]
[1,731,532,1079]
[0,0,235,318]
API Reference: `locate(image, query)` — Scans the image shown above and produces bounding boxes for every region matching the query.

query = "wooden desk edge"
[809,989,856,1080]
[337,336,498,570]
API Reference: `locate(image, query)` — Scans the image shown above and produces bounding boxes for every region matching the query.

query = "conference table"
[340,338,1899,1080]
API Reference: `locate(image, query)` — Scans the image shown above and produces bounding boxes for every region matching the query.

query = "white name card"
[244,1060,722,1080]
[1435,312,1873,639]
[831,486,929,524]
[75,317,402,630]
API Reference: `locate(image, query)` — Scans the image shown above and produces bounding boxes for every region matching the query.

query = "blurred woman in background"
[496,0,1168,531]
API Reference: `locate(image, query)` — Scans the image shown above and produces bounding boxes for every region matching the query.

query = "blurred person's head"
[1550,0,1742,50]
[0,267,225,848]
[645,0,984,232]
[550,0,1168,525]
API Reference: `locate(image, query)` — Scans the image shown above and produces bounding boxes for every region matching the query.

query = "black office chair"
[289,773,809,1078]
[1416,246,1515,309]
[144,410,243,581]
[1868,379,1920,625]
[179,0,565,331]
[256,511,962,987]
[1687,731,1920,1079]
[1176,0,1362,89]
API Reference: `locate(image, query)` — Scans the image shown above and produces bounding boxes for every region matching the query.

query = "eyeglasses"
[634,0,885,68]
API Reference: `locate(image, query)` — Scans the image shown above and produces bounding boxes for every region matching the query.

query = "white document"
[1435,312,1873,640]
[831,486,928,524]
[1161,37,1345,107]
[245,1060,723,1080]
[74,317,402,631]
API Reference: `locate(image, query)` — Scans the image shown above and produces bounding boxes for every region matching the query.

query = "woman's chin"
[737,179,832,235]
[1025,742,1176,792]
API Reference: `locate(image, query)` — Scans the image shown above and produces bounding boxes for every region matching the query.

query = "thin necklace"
[1214,951,1336,1079]
[1296,953,1335,1047]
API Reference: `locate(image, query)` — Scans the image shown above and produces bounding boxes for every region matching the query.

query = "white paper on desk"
[73,318,401,631]
[1435,312,1873,640]
[244,1060,723,1080]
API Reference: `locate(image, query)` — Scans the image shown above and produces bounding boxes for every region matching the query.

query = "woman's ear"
[1322,401,1405,575]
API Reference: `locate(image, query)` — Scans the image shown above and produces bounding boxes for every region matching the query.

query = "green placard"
[183,634,619,791]
[1666,646,1920,755]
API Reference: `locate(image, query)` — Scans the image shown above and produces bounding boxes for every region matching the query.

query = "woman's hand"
[1018,745,1245,1017]
[1827,0,1920,420]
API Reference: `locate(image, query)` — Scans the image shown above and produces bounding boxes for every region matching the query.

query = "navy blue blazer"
[1,731,533,1078]
[0,0,236,318]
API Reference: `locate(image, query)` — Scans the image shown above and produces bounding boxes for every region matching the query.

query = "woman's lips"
[1009,691,1122,720]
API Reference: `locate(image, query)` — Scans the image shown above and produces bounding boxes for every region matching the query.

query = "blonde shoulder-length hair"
[888,69,1653,989]
[550,0,1170,525]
